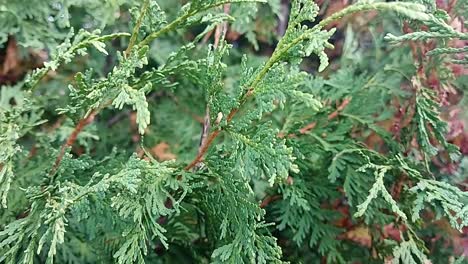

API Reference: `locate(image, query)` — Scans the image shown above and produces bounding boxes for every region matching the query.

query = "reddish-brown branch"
[185,130,221,171]
[192,4,232,167]
[185,97,351,171]
[226,108,238,122]
[299,98,351,135]
[50,110,97,176]
[185,105,239,171]
[327,98,351,120]
[213,19,223,48]
[446,0,458,15]
[299,122,317,135]
[201,30,215,45]
[260,195,282,208]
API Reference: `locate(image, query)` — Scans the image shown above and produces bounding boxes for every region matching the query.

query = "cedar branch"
[49,110,97,177]
[184,2,414,169]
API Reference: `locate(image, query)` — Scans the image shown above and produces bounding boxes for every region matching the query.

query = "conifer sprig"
[138,0,267,47]
[185,1,437,170]
[1,0,467,263]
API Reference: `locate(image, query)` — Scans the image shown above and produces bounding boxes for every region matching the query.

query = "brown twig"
[328,98,351,120]
[185,106,239,171]
[50,110,98,177]
[186,96,349,171]
[260,195,282,208]
[447,0,458,15]
[299,122,317,135]
[201,30,215,45]
[277,0,290,37]
[298,98,352,135]
[185,130,221,171]
[185,4,372,170]
[199,105,212,155]
[194,4,231,162]
[47,0,152,179]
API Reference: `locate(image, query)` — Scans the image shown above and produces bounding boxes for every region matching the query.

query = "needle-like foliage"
[0,0,467,263]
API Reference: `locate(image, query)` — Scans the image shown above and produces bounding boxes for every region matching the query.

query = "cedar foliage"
[0,0,467,263]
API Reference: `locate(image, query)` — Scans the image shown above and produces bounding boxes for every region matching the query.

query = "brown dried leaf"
[343,226,372,247]
[151,142,176,161]
[2,38,19,75]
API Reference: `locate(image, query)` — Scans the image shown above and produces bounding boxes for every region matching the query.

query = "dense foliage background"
[0,0,467,263]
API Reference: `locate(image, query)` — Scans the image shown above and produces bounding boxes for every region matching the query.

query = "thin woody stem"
[49,99,112,179]
[185,130,221,170]
[197,4,231,158]
[184,2,415,171]
[51,1,243,177]
[49,110,98,178]
[184,107,236,171]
